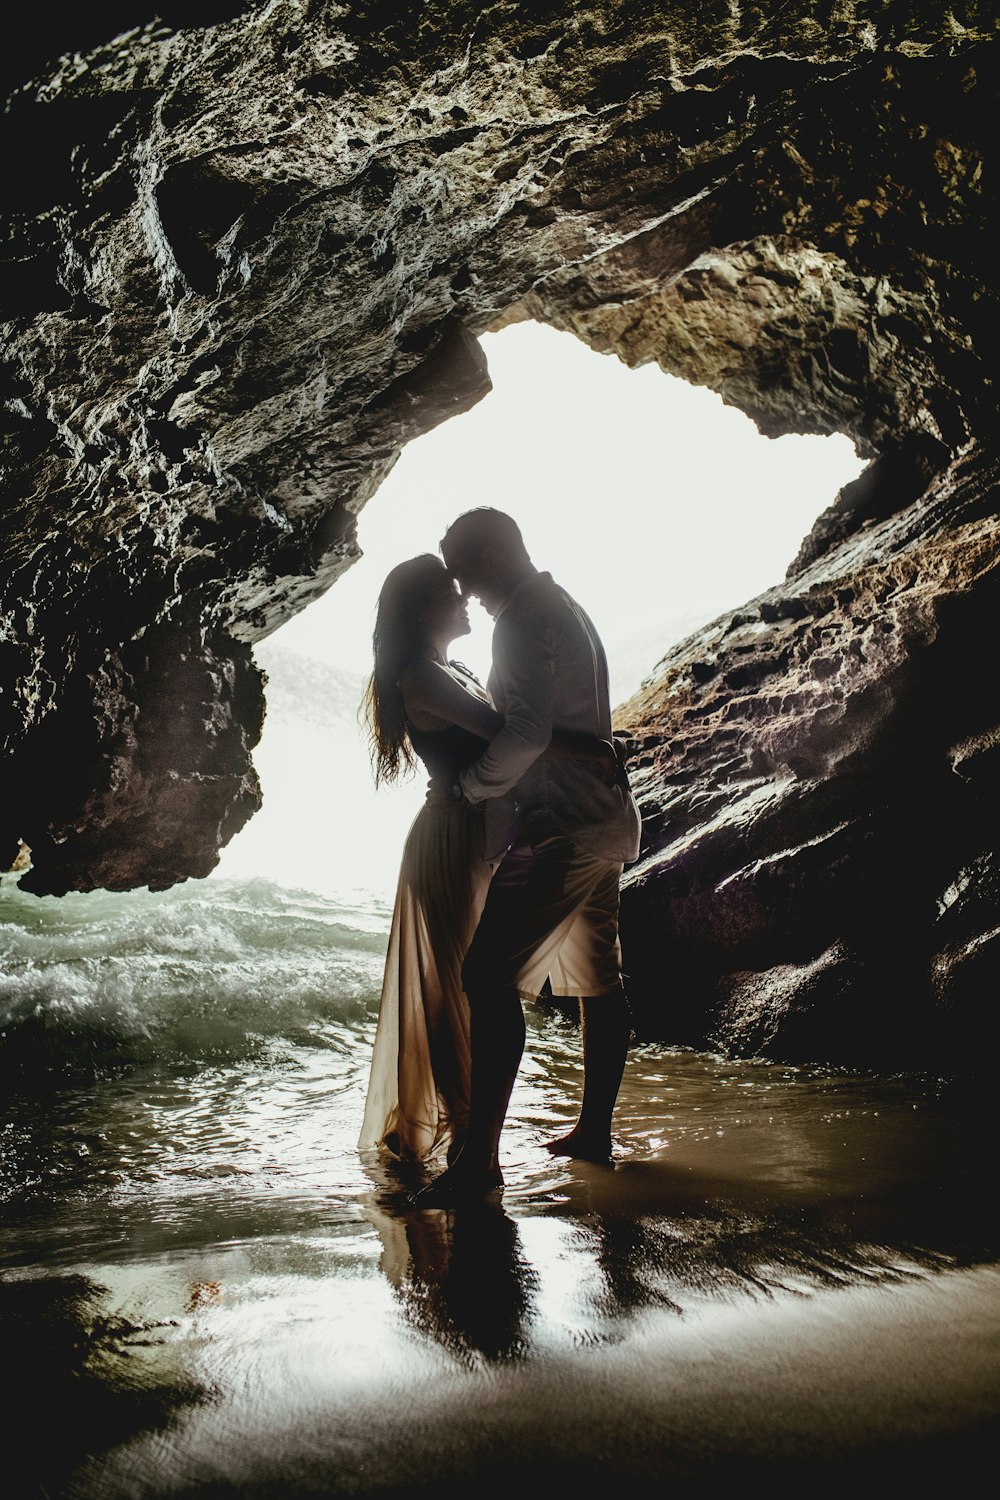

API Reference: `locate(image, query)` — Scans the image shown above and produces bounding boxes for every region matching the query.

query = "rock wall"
[615,450,1000,1074]
[2,3,998,1070]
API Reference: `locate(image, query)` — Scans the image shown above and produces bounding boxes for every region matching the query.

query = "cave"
[2,2,998,1075]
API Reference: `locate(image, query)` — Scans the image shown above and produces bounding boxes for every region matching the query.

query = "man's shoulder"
[494,578,566,651]
[502,572,577,622]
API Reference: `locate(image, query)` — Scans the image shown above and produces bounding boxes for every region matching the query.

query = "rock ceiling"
[2,3,998,1071]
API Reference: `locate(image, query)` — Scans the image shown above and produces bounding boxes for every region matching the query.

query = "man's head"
[439,508,533,612]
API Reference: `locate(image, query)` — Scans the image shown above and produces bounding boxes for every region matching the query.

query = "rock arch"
[2,3,997,1071]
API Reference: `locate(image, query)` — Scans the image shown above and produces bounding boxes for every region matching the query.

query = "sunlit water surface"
[1,873,997,1496]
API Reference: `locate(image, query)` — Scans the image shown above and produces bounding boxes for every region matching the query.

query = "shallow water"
[1,873,997,1496]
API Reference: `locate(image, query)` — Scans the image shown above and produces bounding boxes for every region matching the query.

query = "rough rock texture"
[2,3,998,1071]
[615,449,1000,1075]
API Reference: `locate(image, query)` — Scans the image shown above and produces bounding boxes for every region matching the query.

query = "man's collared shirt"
[458,570,641,863]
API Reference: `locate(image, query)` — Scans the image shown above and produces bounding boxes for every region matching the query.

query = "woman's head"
[374,553,470,664]
[361,554,469,785]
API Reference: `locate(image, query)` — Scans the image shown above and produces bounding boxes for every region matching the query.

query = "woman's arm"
[400,658,617,778]
[399,659,503,738]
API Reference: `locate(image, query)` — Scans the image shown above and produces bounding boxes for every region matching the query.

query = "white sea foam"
[0,872,389,1078]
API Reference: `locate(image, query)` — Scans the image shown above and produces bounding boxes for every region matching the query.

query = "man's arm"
[458,610,553,803]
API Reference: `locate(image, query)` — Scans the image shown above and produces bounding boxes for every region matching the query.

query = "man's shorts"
[462,832,624,999]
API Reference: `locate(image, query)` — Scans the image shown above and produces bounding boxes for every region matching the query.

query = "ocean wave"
[0,874,389,1083]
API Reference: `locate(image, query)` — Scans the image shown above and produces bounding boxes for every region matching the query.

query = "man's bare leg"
[414,986,525,1205]
[544,986,630,1163]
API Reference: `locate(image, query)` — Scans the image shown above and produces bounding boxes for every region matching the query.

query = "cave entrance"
[268,320,865,700]
[217,322,865,897]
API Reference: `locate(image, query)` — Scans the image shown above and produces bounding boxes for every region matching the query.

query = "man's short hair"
[440,508,529,565]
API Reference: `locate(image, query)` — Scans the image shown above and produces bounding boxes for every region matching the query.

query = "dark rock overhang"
[2,3,998,1071]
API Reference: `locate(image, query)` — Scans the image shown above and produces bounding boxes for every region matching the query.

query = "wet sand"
[3,1040,999,1497]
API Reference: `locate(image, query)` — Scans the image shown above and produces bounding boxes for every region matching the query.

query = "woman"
[357,553,613,1167]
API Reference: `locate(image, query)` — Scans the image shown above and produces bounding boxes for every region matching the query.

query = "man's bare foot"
[543,1128,613,1164]
[412,1160,504,1208]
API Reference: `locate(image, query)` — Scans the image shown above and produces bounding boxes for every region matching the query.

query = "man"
[417,508,641,1205]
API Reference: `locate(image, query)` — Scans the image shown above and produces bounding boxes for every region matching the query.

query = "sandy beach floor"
[3,1038,999,1498]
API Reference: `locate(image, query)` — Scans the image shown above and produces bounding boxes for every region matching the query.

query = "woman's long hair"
[361,553,446,786]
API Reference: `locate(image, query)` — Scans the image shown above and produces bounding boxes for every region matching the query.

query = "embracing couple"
[358,508,641,1206]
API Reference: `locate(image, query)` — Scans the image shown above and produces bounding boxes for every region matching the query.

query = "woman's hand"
[425,775,462,809]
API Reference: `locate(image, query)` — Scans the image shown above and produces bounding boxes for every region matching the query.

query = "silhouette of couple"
[358,508,641,1206]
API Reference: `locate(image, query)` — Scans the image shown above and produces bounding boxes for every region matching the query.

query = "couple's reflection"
[362,1165,537,1363]
[360,1129,1000,1364]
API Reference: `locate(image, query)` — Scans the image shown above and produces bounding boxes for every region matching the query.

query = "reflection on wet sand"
[367,1188,536,1363]
[3,1033,998,1495]
[5,1114,998,1497]
[360,1114,1000,1367]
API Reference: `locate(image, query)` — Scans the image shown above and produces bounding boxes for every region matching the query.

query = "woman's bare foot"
[412,1158,504,1208]
[543,1127,613,1164]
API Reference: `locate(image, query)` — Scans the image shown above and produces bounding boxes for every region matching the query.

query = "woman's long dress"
[358,717,493,1162]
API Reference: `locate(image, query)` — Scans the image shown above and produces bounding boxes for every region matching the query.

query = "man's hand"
[612,733,635,788]
[594,739,619,783]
